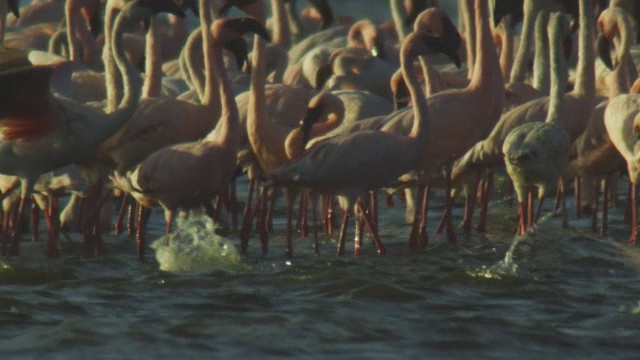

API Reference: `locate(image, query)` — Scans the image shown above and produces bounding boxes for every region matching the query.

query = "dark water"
[2,183,640,359]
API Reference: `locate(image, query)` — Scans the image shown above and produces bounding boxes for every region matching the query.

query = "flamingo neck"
[207,41,239,149]
[460,0,475,80]
[271,0,292,49]
[142,17,162,98]
[609,12,633,97]
[248,33,267,133]
[110,3,142,121]
[496,24,514,84]
[390,0,409,42]
[532,10,550,94]
[65,0,81,61]
[469,0,503,100]
[420,57,440,96]
[103,4,122,113]
[511,0,538,83]
[573,0,596,99]
[184,29,205,99]
[403,52,428,143]
[201,0,220,109]
[546,19,568,125]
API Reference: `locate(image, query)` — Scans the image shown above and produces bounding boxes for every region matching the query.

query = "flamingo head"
[212,18,271,44]
[8,0,19,19]
[223,37,249,71]
[413,7,461,58]
[119,0,186,33]
[306,0,334,29]
[219,0,266,24]
[596,7,628,71]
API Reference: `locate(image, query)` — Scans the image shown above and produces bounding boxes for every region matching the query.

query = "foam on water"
[152,216,245,273]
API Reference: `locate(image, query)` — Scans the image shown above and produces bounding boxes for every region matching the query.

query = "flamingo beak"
[136,0,186,18]
[8,0,19,19]
[314,63,333,90]
[425,36,461,69]
[89,3,102,38]
[224,37,249,71]
[223,18,271,42]
[596,32,613,70]
[300,106,324,146]
[306,0,333,29]
[440,16,462,63]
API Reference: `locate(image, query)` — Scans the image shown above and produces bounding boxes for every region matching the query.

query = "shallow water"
[2,178,640,359]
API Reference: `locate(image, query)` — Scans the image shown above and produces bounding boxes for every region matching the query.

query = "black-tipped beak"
[224,18,271,42]
[8,0,19,19]
[136,0,186,18]
[425,36,461,69]
[219,0,257,16]
[177,0,199,16]
[89,3,102,38]
[596,32,613,70]
[314,63,333,90]
[441,16,462,61]
[224,37,249,70]
[307,0,333,29]
[300,106,324,146]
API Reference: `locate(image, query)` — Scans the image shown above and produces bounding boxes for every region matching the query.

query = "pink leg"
[300,191,308,238]
[477,170,494,233]
[239,178,257,254]
[310,194,319,255]
[354,205,364,257]
[461,170,481,234]
[600,178,609,237]
[444,166,456,244]
[534,195,544,225]
[164,210,175,246]
[115,193,128,236]
[408,185,425,251]
[357,203,387,255]
[518,202,526,236]
[326,195,335,237]
[370,191,379,236]
[44,197,60,258]
[31,201,40,242]
[630,183,638,246]
[526,188,534,230]
[418,185,430,248]
[559,179,569,229]
[127,200,136,236]
[336,209,349,257]
[575,177,582,218]
[590,180,599,234]
[258,186,270,255]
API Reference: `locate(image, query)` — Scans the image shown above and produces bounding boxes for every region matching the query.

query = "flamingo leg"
[418,185,430,248]
[164,209,175,247]
[590,180,599,234]
[301,191,308,238]
[560,179,568,229]
[115,193,129,236]
[2,209,10,256]
[43,197,60,258]
[239,178,257,254]
[31,201,40,242]
[354,205,363,257]
[534,195,544,225]
[518,202,526,236]
[462,170,481,233]
[285,189,294,258]
[326,195,334,236]
[409,184,425,251]
[385,193,394,208]
[575,177,582,218]
[357,202,386,255]
[370,191,378,236]
[630,183,637,246]
[477,169,493,233]
[600,178,609,237]
[258,185,269,255]
[127,199,136,236]
[336,209,349,256]
[444,166,456,244]
[310,193,319,255]
[136,205,150,260]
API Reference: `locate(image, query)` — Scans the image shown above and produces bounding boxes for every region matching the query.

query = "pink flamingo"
[270,29,461,256]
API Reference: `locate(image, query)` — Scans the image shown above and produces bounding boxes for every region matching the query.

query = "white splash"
[152,216,245,273]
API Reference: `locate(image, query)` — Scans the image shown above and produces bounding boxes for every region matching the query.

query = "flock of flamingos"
[1,0,640,260]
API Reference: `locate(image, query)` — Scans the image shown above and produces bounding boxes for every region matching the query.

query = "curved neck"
[469,0,502,91]
[207,40,239,145]
[496,25,514,84]
[460,0,475,80]
[511,0,537,83]
[532,11,550,93]
[609,12,633,97]
[66,0,81,61]
[271,0,291,49]
[200,0,219,108]
[390,0,409,42]
[183,29,205,99]
[403,51,428,142]
[572,0,595,98]
[142,17,162,98]
[547,22,568,124]
[420,57,441,96]
[103,3,122,113]
[111,5,142,117]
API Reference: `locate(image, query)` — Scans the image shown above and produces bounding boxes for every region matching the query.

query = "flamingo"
[0,0,184,255]
[270,29,461,256]
[565,6,633,236]
[502,11,571,235]
[451,0,598,231]
[112,17,270,255]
